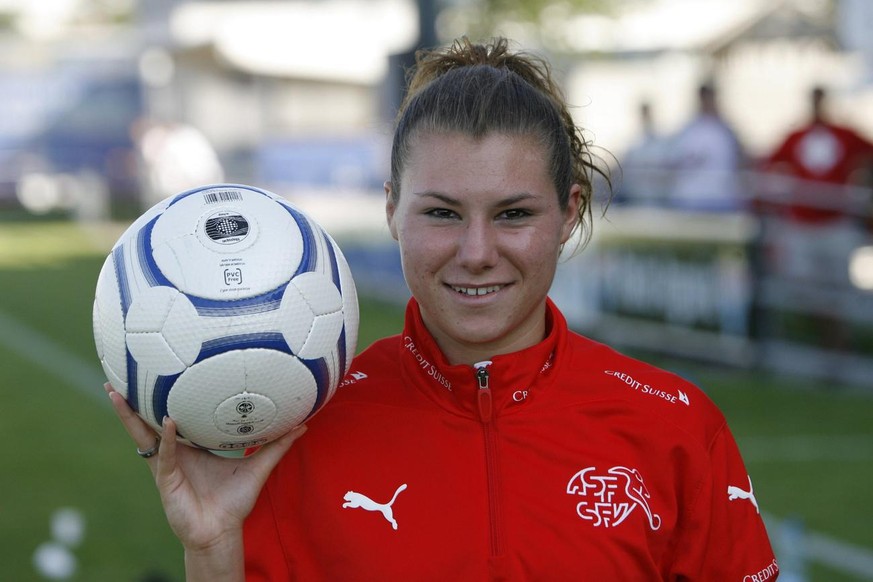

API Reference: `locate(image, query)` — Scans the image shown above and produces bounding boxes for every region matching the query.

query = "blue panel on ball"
[337,327,347,385]
[112,245,132,316]
[302,357,331,418]
[166,183,273,207]
[138,216,175,288]
[112,245,140,410]
[126,353,139,412]
[152,372,182,423]
[322,231,341,289]
[195,332,293,363]
[321,231,347,375]
[167,184,212,206]
[278,203,317,275]
[188,285,287,318]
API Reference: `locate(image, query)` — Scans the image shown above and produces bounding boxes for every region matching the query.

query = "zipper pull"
[474,361,492,423]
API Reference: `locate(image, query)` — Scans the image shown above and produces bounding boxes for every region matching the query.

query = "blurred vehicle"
[0,63,144,217]
[255,135,388,194]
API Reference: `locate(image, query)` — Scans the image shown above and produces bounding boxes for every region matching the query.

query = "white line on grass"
[767,512,873,580]
[807,529,873,580]
[4,307,873,578]
[0,309,107,406]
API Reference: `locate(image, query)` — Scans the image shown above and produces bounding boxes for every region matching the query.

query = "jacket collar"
[398,297,567,418]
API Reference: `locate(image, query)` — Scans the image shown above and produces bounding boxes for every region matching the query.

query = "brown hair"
[389,36,610,248]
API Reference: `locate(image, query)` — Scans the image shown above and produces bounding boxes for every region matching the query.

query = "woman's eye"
[501,209,531,220]
[426,208,458,219]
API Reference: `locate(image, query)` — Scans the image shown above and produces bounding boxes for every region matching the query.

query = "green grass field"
[2,220,872,581]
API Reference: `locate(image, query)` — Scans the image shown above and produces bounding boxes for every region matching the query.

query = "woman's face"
[386,131,580,365]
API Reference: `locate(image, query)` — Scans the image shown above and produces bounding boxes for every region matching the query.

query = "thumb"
[246,424,307,480]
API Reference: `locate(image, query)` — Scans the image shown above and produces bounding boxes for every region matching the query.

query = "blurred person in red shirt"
[758,86,873,351]
[759,86,873,284]
[764,86,873,224]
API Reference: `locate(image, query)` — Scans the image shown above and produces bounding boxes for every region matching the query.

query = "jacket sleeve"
[670,421,780,581]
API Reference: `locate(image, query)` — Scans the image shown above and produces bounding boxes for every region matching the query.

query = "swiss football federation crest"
[567,466,662,530]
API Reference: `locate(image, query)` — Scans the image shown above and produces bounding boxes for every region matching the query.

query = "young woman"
[110,37,778,580]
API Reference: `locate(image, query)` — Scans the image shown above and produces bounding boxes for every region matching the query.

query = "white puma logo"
[727,475,759,514]
[342,484,408,530]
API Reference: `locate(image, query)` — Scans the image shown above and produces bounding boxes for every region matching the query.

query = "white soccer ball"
[93,184,358,456]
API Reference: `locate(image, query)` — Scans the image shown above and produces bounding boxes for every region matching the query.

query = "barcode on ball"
[204,190,244,204]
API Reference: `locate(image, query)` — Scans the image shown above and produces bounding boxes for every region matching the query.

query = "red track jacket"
[245,299,778,581]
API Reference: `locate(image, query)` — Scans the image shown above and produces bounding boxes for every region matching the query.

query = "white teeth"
[451,285,503,296]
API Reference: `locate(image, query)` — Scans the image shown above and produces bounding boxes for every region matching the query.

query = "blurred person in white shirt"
[618,101,671,206]
[666,83,746,212]
[132,119,225,209]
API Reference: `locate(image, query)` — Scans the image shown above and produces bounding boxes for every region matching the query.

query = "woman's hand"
[105,383,305,580]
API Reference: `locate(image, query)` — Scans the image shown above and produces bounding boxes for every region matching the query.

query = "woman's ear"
[385,181,399,241]
[561,184,583,244]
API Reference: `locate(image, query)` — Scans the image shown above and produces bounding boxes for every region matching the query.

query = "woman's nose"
[456,219,499,272]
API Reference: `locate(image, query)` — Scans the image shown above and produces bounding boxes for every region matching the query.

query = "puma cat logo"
[727,475,759,514]
[342,483,408,530]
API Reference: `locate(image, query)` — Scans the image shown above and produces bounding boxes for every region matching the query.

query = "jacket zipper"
[475,363,502,557]
[476,365,492,422]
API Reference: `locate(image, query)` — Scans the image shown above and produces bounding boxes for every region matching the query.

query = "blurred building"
[1,0,871,383]
[0,0,419,213]
[1,0,872,210]
[563,0,873,160]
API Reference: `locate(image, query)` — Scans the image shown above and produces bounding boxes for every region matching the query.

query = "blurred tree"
[481,0,610,24]
[389,0,643,118]
[0,13,15,30]
[438,0,639,50]
[73,0,137,25]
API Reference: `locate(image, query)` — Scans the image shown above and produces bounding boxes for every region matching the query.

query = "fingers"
[248,424,307,475]
[154,416,178,483]
[104,382,305,477]
[105,382,161,464]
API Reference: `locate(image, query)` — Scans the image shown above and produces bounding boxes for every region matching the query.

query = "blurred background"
[1,0,872,580]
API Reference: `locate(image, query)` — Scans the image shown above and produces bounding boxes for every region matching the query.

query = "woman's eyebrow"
[413,191,536,207]
[412,190,459,205]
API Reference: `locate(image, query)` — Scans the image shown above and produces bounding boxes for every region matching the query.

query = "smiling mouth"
[450,285,505,297]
